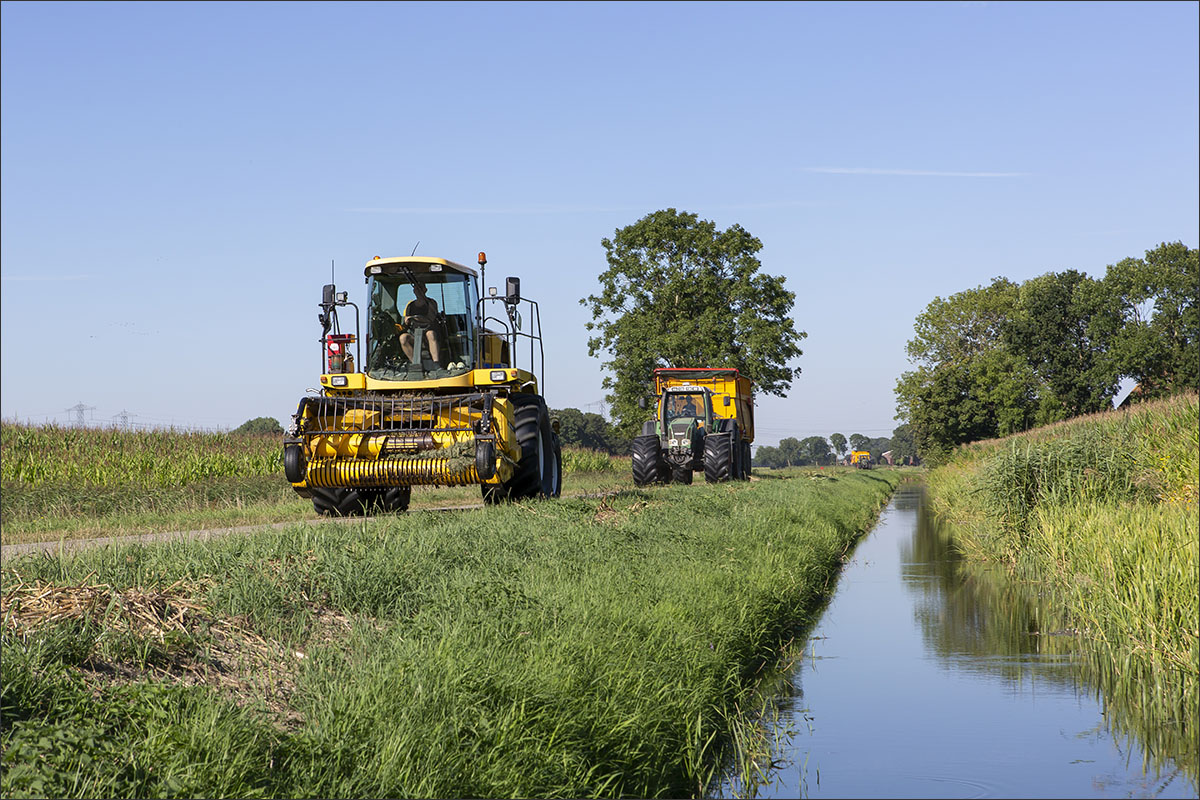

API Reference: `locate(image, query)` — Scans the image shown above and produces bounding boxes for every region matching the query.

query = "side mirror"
[638,396,648,410]
[322,284,336,309]
[505,276,521,305]
[723,395,731,407]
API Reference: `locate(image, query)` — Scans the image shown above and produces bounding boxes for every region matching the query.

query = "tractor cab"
[363,257,480,382]
[661,387,713,429]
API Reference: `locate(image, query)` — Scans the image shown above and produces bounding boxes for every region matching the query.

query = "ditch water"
[720,482,1197,799]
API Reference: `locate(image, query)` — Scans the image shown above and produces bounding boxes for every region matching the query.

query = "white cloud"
[804,167,1029,178]
[1,274,91,281]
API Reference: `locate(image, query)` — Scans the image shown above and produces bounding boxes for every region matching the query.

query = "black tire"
[657,451,672,484]
[631,434,662,486]
[704,434,733,483]
[361,486,411,513]
[549,432,563,498]
[486,393,558,502]
[283,444,306,483]
[742,441,753,479]
[672,465,693,485]
[311,487,366,516]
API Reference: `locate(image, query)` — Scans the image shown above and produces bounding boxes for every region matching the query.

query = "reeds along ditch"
[925,391,1199,777]
[1,469,901,799]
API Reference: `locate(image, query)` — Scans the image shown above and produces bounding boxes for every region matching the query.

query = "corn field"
[1,423,284,489]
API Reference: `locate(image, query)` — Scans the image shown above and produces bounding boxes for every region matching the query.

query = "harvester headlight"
[490,370,507,382]
[330,375,349,387]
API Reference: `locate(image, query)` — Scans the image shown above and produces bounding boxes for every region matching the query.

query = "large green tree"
[1002,269,1119,420]
[888,424,918,464]
[894,278,1039,462]
[233,416,283,435]
[1097,242,1199,399]
[581,209,806,436]
[829,432,847,459]
[551,408,623,453]
[799,436,833,465]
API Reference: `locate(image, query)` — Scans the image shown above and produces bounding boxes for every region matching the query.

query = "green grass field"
[1,466,901,798]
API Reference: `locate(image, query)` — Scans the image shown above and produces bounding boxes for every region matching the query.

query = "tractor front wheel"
[631,434,662,486]
[704,434,733,483]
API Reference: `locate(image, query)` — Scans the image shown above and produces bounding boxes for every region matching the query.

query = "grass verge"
[925,391,1198,780]
[2,468,900,798]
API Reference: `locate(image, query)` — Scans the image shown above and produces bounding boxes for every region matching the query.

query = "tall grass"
[1,470,902,799]
[925,391,1199,778]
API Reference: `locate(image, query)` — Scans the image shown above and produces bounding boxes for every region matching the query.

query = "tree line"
[894,241,1197,463]
[753,427,918,469]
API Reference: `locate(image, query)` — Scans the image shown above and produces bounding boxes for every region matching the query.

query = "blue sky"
[2,1,1197,447]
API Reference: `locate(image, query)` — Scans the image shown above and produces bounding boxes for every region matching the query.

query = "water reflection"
[717,482,1197,799]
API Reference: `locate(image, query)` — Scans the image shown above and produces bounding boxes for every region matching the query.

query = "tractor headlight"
[490,370,507,382]
[330,375,349,387]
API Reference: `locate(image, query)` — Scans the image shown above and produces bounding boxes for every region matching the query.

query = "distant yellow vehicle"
[850,450,873,469]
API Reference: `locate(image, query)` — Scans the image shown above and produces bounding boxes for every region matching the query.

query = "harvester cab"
[284,252,562,517]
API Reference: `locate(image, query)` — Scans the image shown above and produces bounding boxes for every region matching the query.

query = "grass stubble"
[1,459,901,798]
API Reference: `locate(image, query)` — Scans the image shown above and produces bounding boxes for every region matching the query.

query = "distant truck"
[631,367,755,485]
[850,450,873,469]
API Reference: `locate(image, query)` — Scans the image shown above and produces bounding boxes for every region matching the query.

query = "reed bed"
[925,391,1199,778]
[1,470,902,798]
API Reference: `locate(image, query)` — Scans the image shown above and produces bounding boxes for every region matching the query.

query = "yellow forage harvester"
[283,252,562,516]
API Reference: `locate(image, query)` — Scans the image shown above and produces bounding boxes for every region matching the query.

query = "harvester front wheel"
[704,434,733,483]
[483,394,560,502]
[631,434,662,486]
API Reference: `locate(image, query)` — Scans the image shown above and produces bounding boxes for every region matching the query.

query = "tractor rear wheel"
[704,434,733,483]
[631,434,662,486]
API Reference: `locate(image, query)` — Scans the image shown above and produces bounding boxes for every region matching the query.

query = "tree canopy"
[233,416,283,435]
[581,209,806,436]
[895,242,1198,463]
[550,408,625,454]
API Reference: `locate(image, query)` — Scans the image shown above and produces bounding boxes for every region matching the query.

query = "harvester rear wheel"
[311,488,367,517]
[704,434,733,483]
[631,434,662,486]
[361,487,411,514]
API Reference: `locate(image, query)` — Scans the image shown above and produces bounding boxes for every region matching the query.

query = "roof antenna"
[411,241,420,256]
[331,259,335,285]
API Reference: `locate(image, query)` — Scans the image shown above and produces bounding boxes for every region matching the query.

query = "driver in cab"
[397,279,443,366]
